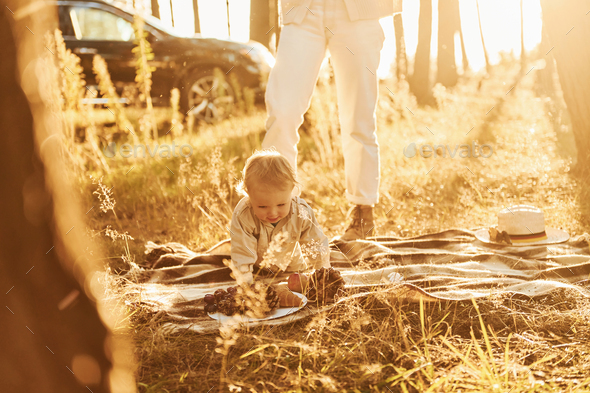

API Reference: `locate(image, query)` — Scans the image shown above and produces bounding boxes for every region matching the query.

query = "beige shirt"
[230,196,330,282]
[280,0,402,25]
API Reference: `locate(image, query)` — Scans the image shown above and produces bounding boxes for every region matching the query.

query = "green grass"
[73,60,590,392]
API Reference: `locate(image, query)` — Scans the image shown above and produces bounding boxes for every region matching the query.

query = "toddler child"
[230,149,331,284]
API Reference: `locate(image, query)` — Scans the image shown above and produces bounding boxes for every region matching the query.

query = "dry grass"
[66,57,590,392]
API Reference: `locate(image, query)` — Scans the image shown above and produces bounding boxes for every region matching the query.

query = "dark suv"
[52,0,274,122]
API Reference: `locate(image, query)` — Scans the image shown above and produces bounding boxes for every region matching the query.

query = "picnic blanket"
[121,229,590,334]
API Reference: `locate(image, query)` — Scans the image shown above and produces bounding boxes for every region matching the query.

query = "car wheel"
[183,69,235,123]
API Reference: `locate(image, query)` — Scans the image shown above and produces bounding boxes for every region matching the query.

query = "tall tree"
[226,0,231,36]
[458,7,469,73]
[169,0,175,26]
[393,13,407,81]
[520,0,526,68]
[476,0,491,73]
[193,0,200,34]
[535,20,555,97]
[410,0,433,104]
[250,0,271,48]
[541,0,590,175]
[436,0,459,87]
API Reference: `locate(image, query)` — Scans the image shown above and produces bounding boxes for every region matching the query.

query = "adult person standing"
[262,0,402,241]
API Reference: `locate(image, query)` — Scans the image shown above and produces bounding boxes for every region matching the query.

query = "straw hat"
[474,205,569,246]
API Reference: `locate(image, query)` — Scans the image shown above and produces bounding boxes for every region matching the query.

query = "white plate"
[207,292,308,323]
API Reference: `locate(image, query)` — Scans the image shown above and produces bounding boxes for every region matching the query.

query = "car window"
[69,7,135,41]
[58,6,75,37]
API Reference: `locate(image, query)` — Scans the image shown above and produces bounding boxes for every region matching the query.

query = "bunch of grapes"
[204,286,241,315]
[203,284,281,316]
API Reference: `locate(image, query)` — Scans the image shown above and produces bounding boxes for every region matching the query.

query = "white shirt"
[280,0,402,25]
[230,196,331,283]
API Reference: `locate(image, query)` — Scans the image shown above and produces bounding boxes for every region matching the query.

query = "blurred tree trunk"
[226,0,231,36]
[541,0,590,175]
[271,0,280,52]
[436,0,459,87]
[410,0,433,104]
[169,0,174,26]
[151,0,160,19]
[394,13,407,81]
[476,0,491,73]
[1,0,135,391]
[0,2,112,393]
[250,0,271,48]
[458,5,469,73]
[520,0,526,68]
[536,21,556,97]
[193,0,200,34]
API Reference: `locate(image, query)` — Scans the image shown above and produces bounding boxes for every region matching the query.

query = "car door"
[62,4,137,92]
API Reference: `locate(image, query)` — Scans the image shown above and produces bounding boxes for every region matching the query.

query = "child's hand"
[242,271,254,284]
[287,273,309,293]
[235,270,254,285]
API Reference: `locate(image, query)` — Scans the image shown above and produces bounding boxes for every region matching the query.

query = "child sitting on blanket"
[230,149,331,284]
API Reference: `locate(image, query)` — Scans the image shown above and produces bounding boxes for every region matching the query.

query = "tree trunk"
[410,0,433,105]
[169,0,175,26]
[535,20,555,97]
[271,0,280,52]
[226,0,231,37]
[151,0,160,19]
[193,0,200,34]
[393,13,407,81]
[458,8,469,73]
[250,0,271,48]
[520,0,526,69]
[0,0,135,391]
[541,0,590,175]
[476,0,491,74]
[436,0,459,87]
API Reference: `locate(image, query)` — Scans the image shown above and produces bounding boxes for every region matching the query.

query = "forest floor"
[75,59,590,392]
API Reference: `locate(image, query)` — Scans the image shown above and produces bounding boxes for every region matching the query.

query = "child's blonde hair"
[237,148,299,196]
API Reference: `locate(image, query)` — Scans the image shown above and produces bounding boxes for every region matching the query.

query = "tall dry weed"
[186,110,196,134]
[177,146,240,242]
[132,13,158,140]
[379,78,416,126]
[228,71,255,115]
[88,175,135,270]
[217,67,257,118]
[92,55,138,142]
[53,29,85,111]
[305,76,342,169]
[169,88,184,138]
[213,67,229,98]
[81,87,110,172]
[53,29,85,143]
[41,30,87,175]
[243,86,256,114]
[229,73,244,114]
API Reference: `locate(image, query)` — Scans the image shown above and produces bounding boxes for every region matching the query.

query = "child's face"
[248,183,293,224]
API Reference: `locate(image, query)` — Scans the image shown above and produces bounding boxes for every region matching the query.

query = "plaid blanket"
[122,229,590,334]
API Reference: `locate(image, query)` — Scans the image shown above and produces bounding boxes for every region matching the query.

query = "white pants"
[262,0,384,205]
